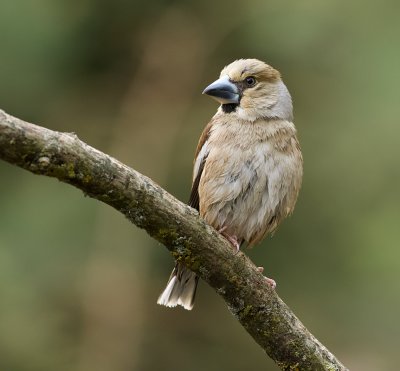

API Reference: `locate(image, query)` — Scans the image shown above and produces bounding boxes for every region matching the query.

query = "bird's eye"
[245,76,257,87]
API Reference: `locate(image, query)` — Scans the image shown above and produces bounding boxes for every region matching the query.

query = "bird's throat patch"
[221,103,238,113]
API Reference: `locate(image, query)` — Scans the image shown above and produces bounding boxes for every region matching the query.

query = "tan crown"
[220,59,281,83]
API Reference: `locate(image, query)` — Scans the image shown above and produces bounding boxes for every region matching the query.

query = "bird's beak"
[202,75,239,104]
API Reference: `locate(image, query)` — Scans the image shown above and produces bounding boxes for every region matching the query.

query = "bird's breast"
[197,118,302,245]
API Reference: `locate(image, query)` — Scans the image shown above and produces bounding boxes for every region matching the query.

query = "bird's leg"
[257,266,276,289]
[218,226,240,253]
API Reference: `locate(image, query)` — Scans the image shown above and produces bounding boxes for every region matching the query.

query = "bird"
[157,58,303,310]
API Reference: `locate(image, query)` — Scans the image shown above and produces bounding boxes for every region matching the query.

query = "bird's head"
[203,59,292,122]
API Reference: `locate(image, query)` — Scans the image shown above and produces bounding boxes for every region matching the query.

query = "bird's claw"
[265,277,276,289]
[218,226,240,253]
[257,266,276,289]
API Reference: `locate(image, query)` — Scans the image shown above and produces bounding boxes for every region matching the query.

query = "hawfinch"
[158,59,303,310]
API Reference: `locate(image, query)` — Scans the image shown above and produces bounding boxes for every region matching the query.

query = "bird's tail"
[157,263,199,310]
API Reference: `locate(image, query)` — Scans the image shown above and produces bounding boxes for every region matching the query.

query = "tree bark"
[0,109,348,371]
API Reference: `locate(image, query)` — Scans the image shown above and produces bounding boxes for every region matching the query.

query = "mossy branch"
[0,109,348,371]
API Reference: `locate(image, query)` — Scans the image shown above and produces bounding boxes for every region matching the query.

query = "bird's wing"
[188,156,206,211]
[188,121,213,211]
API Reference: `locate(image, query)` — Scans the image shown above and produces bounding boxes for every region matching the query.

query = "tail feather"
[157,263,199,310]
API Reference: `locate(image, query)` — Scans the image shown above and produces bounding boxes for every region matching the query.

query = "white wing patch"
[193,140,210,182]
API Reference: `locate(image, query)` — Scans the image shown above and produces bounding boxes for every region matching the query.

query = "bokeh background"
[1,1,399,370]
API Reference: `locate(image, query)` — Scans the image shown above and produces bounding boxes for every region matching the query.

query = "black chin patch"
[221,103,238,113]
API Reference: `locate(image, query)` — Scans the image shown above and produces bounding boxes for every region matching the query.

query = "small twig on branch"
[0,109,348,371]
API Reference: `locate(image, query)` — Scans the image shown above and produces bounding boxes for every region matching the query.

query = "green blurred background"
[1,0,399,370]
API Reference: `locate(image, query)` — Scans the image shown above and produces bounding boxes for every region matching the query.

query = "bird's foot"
[257,266,276,289]
[218,226,240,253]
[265,277,277,289]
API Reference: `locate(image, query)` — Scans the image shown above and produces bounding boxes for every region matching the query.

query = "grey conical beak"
[202,75,239,104]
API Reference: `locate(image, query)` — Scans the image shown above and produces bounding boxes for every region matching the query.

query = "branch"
[0,109,348,371]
